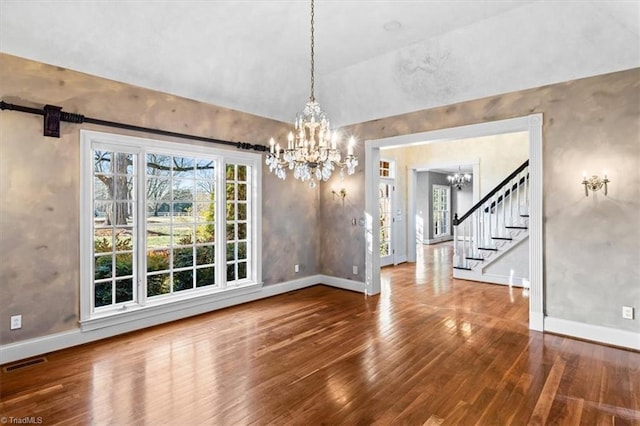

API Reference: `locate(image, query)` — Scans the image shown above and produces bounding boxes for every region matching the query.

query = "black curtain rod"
[0,100,268,153]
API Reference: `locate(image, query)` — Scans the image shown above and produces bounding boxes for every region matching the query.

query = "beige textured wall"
[317,166,366,280]
[381,132,528,251]
[0,53,319,344]
[396,132,529,197]
[322,68,640,332]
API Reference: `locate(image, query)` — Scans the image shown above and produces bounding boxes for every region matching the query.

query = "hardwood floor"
[1,242,639,425]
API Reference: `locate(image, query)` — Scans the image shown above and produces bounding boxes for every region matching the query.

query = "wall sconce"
[582,171,609,196]
[332,188,347,200]
[332,188,347,205]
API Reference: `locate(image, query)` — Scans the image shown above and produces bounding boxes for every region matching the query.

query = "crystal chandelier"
[448,166,472,190]
[265,0,358,188]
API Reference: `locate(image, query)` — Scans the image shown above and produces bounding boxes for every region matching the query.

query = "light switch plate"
[10,315,22,330]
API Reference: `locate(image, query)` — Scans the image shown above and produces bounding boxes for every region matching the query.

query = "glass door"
[433,184,450,238]
[379,179,393,266]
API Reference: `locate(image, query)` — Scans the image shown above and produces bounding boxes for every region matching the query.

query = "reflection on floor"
[1,241,638,424]
[381,241,529,328]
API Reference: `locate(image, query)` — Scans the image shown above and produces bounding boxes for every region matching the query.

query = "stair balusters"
[453,161,530,271]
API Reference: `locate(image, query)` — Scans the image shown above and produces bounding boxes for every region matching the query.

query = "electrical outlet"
[353,265,358,275]
[10,315,22,330]
[294,264,299,273]
[622,306,634,320]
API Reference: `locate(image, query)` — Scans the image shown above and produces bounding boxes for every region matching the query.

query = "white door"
[432,184,451,238]
[379,179,394,266]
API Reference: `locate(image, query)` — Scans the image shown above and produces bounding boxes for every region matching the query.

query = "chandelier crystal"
[448,166,472,190]
[265,0,358,188]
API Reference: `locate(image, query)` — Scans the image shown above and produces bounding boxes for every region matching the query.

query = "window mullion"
[138,149,148,307]
[216,158,226,289]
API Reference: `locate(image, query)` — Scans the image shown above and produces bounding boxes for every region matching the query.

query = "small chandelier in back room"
[265,0,358,188]
[448,166,472,190]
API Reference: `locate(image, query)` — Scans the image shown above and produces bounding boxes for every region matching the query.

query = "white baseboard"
[529,311,544,332]
[1,274,365,365]
[424,236,453,245]
[544,316,640,351]
[319,275,366,293]
[395,254,408,264]
[480,273,527,287]
[452,270,527,288]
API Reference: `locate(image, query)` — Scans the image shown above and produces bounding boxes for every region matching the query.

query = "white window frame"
[432,184,451,238]
[378,180,393,257]
[379,159,395,179]
[79,130,262,331]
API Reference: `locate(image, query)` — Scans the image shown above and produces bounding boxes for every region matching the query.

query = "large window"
[80,131,261,327]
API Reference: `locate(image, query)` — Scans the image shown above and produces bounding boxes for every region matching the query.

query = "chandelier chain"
[265,0,358,187]
[310,0,315,101]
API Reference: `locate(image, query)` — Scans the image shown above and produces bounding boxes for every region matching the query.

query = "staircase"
[452,160,530,287]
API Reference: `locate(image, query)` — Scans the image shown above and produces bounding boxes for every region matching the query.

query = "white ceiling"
[1,1,638,127]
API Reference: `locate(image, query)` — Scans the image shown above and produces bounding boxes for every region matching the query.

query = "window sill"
[80,282,262,332]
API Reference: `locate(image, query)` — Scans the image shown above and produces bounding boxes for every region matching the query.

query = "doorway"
[364,114,543,331]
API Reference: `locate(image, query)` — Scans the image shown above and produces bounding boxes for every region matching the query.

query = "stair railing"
[452,160,529,270]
